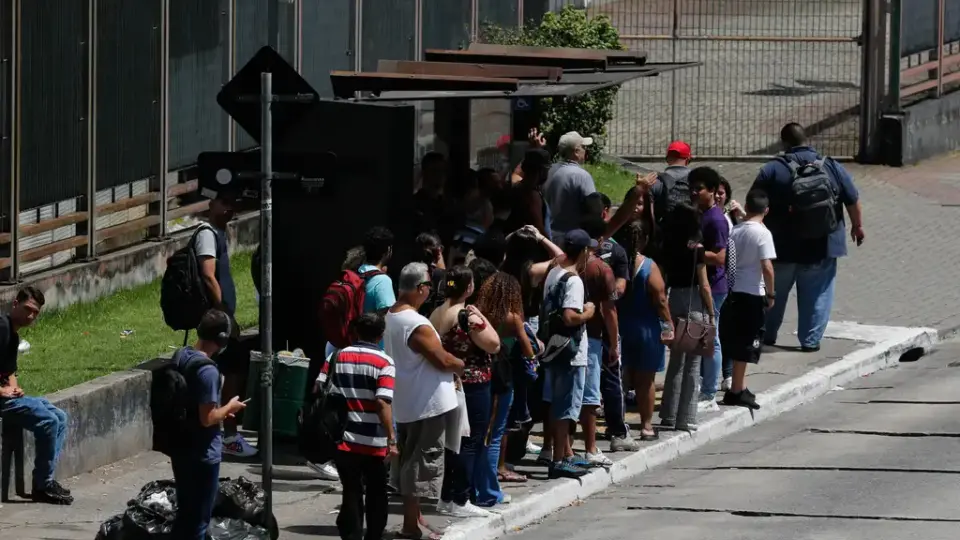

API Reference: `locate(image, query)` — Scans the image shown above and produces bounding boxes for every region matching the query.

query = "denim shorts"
[542,362,585,421]
[583,338,604,406]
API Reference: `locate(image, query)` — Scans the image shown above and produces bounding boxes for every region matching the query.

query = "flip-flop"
[498,470,528,483]
[395,531,442,540]
[419,518,443,536]
[639,430,659,442]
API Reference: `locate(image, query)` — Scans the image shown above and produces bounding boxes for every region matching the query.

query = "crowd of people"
[0,121,864,540]
[309,122,865,540]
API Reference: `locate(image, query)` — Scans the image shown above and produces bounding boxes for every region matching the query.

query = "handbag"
[298,350,348,462]
[670,247,716,357]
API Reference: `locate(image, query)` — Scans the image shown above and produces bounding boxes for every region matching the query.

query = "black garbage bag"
[208,517,271,540]
[213,477,279,540]
[120,479,178,540]
[94,514,125,540]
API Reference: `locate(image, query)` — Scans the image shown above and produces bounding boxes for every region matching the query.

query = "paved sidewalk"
[0,330,909,540]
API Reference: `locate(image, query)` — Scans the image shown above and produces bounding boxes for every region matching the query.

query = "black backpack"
[657,169,692,226]
[779,154,840,239]
[160,225,213,331]
[151,349,217,457]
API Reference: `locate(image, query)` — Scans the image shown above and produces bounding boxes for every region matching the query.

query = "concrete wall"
[11,369,154,487]
[881,90,960,166]
[0,212,260,312]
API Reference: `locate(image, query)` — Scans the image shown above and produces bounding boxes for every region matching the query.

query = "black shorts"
[719,292,766,364]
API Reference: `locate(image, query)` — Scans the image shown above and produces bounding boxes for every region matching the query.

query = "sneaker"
[548,460,589,479]
[51,480,71,496]
[32,485,73,505]
[526,441,542,454]
[697,395,720,412]
[596,406,605,418]
[536,447,553,466]
[306,460,340,480]
[437,500,493,518]
[584,450,613,467]
[498,493,512,504]
[610,433,640,452]
[720,377,733,392]
[222,435,258,458]
[675,423,698,432]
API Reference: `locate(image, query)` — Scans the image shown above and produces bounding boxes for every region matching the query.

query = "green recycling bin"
[243,351,311,439]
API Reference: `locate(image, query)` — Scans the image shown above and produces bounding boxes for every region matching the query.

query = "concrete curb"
[441,325,938,540]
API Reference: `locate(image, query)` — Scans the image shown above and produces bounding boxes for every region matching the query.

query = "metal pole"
[259,71,275,526]
[887,0,901,111]
[935,0,945,97]
[268,0,280,51]
[669,0,679,142]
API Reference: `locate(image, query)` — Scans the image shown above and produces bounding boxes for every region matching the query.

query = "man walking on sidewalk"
[0,287,73,505]
[752,123,864,352]
[720,190,775,410]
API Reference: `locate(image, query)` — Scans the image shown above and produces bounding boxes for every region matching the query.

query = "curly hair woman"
[474,271,537,494]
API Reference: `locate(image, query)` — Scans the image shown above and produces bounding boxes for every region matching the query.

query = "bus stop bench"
[0,415,26,502]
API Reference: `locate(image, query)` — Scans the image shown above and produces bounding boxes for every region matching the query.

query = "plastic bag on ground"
[94,514,124,540]
[214,477,279,540]
[208,517,271,540]
[120,479,178,540]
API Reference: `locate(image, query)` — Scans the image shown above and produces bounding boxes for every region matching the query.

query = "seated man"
[0,286,73,505]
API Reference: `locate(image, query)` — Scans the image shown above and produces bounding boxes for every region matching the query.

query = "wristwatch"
[765,292,775,299]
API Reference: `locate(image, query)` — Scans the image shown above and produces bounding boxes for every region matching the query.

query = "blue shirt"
[752,146,859,264]
[359,264,395,313]
[176,347,222,465]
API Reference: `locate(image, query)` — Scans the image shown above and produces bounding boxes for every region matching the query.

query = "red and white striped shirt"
[318,343,395,457]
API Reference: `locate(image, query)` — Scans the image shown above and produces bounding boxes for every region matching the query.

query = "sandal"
[498,470,528,483]
[639,429,659,442]
[396,531,442,540]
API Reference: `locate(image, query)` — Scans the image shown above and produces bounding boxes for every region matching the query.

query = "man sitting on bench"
[0,286,72,505]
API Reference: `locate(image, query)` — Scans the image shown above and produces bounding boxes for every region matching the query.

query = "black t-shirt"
[0,315,20,388]
[664,245,706,289]
[597,239,630,286]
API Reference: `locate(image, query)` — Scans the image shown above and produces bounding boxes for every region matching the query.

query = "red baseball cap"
[666,140,692,159]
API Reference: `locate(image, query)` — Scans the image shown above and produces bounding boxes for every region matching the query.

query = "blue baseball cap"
[564,229,598,251]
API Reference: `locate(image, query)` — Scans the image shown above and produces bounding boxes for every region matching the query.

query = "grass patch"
[585,162,636,202]
[17,250,259,395]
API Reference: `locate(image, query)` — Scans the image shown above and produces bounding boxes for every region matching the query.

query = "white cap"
[557,131,594,153]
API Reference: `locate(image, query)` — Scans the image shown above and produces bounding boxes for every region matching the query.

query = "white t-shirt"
[383,308,458,423]
[729,220,777,296]
[193,225,219,259]
[542,266,589,367]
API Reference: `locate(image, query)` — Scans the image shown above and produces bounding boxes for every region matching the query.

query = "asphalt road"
[508,339,960,540]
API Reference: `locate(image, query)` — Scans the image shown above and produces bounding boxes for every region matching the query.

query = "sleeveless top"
[440,318,492,384]
[623,256,660,324]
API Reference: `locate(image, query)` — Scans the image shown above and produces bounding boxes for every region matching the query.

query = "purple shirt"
[701,205,729,294]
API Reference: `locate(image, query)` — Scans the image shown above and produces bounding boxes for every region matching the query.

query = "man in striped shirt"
[317,313,398,540]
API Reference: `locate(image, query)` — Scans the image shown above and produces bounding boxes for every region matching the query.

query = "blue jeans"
[702,292,726,396]
[0,396,67,488]
[442,382,498,506]
[765,258,837,348]
[476,388,512,507]
[172,458,221,540]
[584,338,604,406]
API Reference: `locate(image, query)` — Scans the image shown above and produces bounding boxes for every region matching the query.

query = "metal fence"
[889,0,960,107]
[561,0,864,159]
[1,0,872,281]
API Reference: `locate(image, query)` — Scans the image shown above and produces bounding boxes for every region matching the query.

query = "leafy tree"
[479,6,623,162]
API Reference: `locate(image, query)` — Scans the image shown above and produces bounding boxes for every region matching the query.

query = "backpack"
[320,268,383,348]
[160,225,213,331]
[779,154,840,239]
[150,349,217,457]
[537,270,579,365]
[657,169,692,226]
[298,350,348,463]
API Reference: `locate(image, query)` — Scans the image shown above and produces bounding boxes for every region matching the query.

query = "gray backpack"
[656,168,692,226]
[779,154,839,239]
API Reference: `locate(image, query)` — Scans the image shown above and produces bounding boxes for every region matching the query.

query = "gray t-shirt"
[194,227,218,259]
[543,162,596,239]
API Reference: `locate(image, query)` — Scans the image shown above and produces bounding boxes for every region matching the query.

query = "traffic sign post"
[208,45,324,526]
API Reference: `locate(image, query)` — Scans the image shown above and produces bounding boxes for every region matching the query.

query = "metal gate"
[581,0,864,159]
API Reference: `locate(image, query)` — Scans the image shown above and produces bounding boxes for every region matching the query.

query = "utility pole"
[258,71,275,528]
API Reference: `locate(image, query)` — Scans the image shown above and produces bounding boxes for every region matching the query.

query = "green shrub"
[479,6,623,162]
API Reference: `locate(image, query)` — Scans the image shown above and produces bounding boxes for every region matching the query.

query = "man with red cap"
[650,140,694,231]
